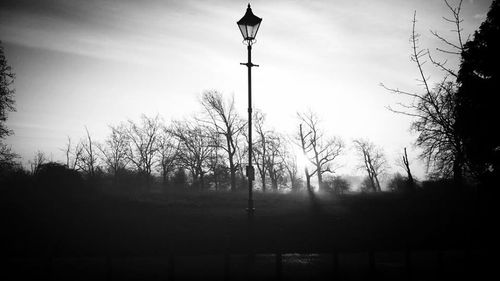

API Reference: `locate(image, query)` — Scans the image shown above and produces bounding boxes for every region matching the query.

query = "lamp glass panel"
[238,24,248,39]
[247,22,260,39]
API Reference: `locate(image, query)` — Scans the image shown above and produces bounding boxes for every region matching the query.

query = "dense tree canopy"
[457,0,500,182]
[0,41,16,169]
[0,41,15,139]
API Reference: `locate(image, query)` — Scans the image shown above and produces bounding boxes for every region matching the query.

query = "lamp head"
[237,4,262,43]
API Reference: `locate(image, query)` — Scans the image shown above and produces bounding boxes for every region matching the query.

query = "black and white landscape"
[1,0,498,280]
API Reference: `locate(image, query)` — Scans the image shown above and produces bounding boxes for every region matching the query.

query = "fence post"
[464,238,472,280]
[45,255,53,281]
[224,235,231,281]
[45,240,56,281]
[405,244,412,281]
[224,252,231,281]
[275,250,282,281]
[332,250,339,279]
[436,250,443,279]
[246,215,255,281]
[168,254,175,281]
[368,250,376,279]
[106,256,112,281]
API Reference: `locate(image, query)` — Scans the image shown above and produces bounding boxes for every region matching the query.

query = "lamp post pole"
[243,44,257,216]
[237,3,261,217]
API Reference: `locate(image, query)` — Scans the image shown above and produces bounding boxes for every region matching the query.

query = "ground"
[1,184,495,280]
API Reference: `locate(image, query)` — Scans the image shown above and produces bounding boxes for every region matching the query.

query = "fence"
[3,246,488,281]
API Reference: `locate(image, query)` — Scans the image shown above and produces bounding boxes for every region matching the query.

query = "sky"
[0,0,492,181]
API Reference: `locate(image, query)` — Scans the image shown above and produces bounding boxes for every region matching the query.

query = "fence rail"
[2,246,489,281]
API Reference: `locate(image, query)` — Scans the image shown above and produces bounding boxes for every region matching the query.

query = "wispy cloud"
[474,12,487,20]
[1,0,238,65]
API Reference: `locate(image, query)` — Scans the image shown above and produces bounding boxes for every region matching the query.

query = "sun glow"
[294,147,310,171]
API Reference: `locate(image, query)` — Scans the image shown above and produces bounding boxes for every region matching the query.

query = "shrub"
[324,175,351,194]
[35,162,83,192]
[359,176,374,193]
[387,173,416,193]
[0,163,31,189]
[332,176,351,194]
[172,168,188,189]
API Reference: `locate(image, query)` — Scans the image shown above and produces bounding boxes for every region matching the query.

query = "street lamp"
[237,4,262,216]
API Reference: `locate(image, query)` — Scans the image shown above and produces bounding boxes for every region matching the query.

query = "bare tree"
[234,131,248,185]
[282,148,301,191]
[98,124,129,182]
[253,114,289,191]
[62,136,72,168]
[353,139,386,192]
[200,91,244,191]
[72,142,84,171]
[156,125,179,185]
[429,0,466,73]
[62,136,83,170]
[297,123,314,192]
[79,127,98,177]
[265,132,287,191]
[399,147,415,188]
[382,1,467,182]
[206,133,226,190]
[124,114,161,180]
[253,110,268,191]
[297,111,344,192]
[171,120,214,190]
[29,150,47,174]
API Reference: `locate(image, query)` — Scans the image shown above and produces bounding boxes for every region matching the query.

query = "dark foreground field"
[1,183,496,280]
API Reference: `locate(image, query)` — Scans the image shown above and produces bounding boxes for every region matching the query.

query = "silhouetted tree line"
[52,96,350,193]
[11,99,420,194]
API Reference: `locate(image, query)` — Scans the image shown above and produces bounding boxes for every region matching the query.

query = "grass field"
[1,182,496,280]
[2,183,489,257]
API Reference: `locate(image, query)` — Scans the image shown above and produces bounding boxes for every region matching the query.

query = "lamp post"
[237,4,262,216]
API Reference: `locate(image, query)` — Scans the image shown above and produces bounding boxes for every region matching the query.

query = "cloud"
[473,13,487,20]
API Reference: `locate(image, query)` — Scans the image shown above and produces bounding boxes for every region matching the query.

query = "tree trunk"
[316,164,323,192]
[370,176,377,192]
[453,151,463,186]
[374,174,381,192]
[113,167,118,185]
[366,167,376,192]
[403,148,415,189]
[271,177,278,190]
[200,173,205,190]
[227,135,237,191]
[214,171,219,191]
[269,167,279,191]
[162,168,167,185]
[299,124,312,192]
[305,168,311,192]
[229,158,236,192]
[288,170,295,191]
[261,159,266,192]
